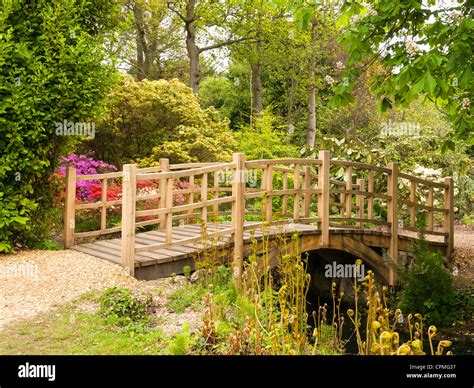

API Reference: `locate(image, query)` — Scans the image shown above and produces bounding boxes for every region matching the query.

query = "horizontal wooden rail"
[398,198,448,213]
[330,218,391,226]
[331,189,391,201]
[76,172,123,181]
[330,160,392,174]
[398,172,448,189]
[245,158,322,168]
[137,163,235,181]
[136,196,235,218]
[135,227,235,253]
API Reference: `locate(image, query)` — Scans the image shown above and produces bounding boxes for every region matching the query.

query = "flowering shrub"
[88,182,122,202]
[59,153,117,200]
[53,156,200,230]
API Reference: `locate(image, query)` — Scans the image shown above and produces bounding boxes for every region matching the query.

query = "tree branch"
[199,36,253,53]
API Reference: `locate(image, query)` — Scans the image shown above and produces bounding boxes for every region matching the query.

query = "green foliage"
[29,239,62,251]
[199,75,250,127]
[168,323,196,355]
[332,0,473,148]
[166,284,206,313]
[100,287,153,326]
[0,0,118,252]
[397,228,460,327]
[90,75,236,165]
[307,98,473,218]
[234,109,299,160]
[183,265,191,279]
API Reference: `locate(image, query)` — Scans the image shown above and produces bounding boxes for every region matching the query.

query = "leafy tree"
[167,0,251,93]
[234,109,299,160]
[0,0,118,251]
[117,0,188,81]
[334,0,473,150]
[199,75,249,126]
[89,75,236,165]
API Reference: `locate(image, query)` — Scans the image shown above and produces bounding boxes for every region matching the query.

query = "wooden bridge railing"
[63,151,454,280]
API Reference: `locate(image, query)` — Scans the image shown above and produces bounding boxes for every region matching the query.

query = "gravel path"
[0,250,136,330]
[451,226,474,285]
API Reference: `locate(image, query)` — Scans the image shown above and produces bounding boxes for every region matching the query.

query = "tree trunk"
[307,67,316,148]
[251,38,264,122]
[251,62,263,119]
[185,0,200,94]
[134,5,146,81]
[134,3,158,81]
[306,20,317,149]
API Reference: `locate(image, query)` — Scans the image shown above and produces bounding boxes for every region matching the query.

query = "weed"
[100,288,153,326]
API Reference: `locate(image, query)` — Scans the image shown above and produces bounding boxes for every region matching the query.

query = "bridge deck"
[72,222,321,269]
[72,222,447,274]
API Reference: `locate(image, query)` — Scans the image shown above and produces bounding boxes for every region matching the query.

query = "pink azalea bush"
[59,153,117,200]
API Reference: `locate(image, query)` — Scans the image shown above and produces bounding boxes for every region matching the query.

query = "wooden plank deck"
[71,222,320,269]
[72,221,448,268]
[71,221,448,281]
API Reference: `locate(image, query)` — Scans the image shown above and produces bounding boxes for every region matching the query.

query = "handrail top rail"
[245,158,323,168]
[69,154,448,190]
[75,171,123,181]
[136,162,235,181]
[329,159,393,174]
[398,171,448,189]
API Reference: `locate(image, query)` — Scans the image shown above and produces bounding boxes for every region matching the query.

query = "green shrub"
[89,75,236,165]
[234,109,299,160]
[100,288,153,326]
[168,323,195,355]
[398,228,459,327]
[0,0,118,252]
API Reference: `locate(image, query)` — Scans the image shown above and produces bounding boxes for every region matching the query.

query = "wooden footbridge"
[63,151,454,285]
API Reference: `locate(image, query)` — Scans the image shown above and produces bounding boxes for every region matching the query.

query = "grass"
[166,284,206,313]
[0,309,166,355]
[0,291,172,355]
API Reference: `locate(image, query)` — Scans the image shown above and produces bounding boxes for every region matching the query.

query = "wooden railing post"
[345,166,353,219]
[427,186,434,232]
[213,171,219,217]
[100,179,107,231]
[356,178,365,229]
[367,170,374,220]
[293,164,300,222]
[264,164,273,222]
[318,150,330,246]
[159,158,169,229]
[201,172,208,223]
[282,172,288,216]
[188,174,195,222]
[165,177,174,244]
[410,180,417,228]
[64,167,77,248]
[387,162,399,286]
[121,164,137,276]
[232,153,246,287]
[303,166,311,218]
[444,177,454,257]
